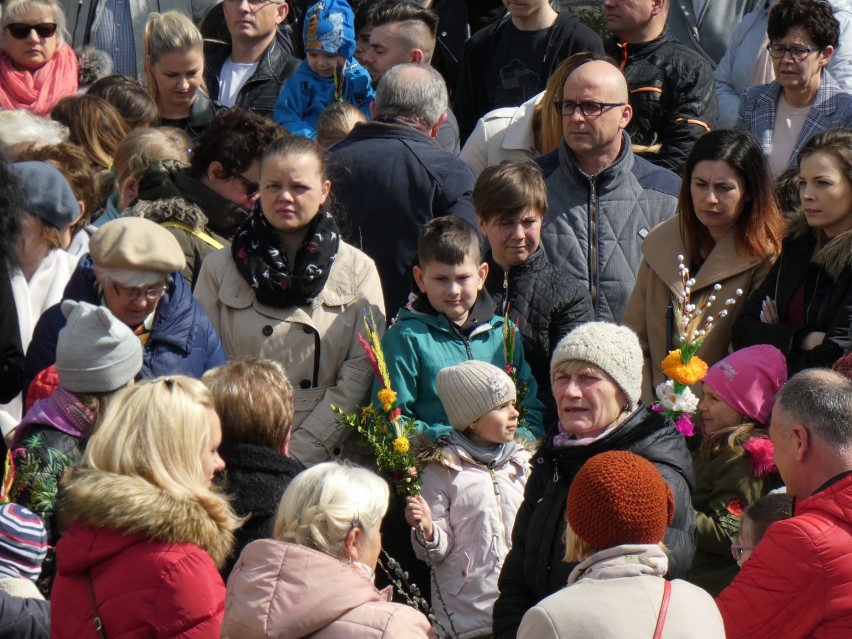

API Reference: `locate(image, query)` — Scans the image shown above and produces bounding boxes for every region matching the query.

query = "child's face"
[306,50,342,77]
[478,208,542,269]
[468,400,519,446]
[735,516,756,567]
[413,255,488,326]
[699,382,746,433]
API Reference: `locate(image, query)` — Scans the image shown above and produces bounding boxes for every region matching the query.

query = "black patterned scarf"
[232,207,340,308]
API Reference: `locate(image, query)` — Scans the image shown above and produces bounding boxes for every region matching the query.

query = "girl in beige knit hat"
[405,360,532,639]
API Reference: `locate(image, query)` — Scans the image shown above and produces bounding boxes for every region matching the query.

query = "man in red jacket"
[717,368,852,638]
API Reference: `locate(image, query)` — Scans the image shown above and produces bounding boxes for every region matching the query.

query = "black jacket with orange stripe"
[605,29,719,174]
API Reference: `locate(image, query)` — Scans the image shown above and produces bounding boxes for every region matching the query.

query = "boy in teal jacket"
[376,217,544,442]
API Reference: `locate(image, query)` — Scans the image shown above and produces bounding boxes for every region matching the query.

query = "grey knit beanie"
[436,360,517,431]
[56,300,144,393]
[550,322,642,406]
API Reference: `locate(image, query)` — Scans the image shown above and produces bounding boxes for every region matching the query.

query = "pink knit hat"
[703,345,787,426]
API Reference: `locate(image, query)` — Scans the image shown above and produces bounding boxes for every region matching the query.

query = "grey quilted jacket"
[536,132,680,323]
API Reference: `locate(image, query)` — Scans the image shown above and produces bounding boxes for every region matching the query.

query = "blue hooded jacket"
[274,0,374,138]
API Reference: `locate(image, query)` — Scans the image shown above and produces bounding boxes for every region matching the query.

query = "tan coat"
[623,216,776,403]
[194,241,385,466]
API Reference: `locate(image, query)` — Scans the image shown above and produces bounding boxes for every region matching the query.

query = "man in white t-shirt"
[204,0,300,119]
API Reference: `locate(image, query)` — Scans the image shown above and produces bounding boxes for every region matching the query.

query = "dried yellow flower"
[378,388,397,412]
[392,436,410,454]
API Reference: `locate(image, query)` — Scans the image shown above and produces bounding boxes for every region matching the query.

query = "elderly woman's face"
[1,8,59,71]
[99,277,167,327]
[552,365,627,439]
[771,26,831,96]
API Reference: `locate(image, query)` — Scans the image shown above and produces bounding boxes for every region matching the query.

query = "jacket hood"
[58,466,235,571]
[787,211,852,279]
[223,539,390,639]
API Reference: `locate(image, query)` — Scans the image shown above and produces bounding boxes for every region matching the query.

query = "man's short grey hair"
[374,63,448,128]
[775,368,852,451]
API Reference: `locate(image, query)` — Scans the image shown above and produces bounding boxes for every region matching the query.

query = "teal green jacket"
[375,306,545,442]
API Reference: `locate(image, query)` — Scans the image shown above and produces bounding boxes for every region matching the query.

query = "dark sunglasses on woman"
[5,23,58,39]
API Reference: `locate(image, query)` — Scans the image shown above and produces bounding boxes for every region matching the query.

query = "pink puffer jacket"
[222,539,435,639]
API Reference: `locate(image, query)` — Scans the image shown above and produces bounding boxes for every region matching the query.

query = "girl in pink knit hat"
[690,344,787,595]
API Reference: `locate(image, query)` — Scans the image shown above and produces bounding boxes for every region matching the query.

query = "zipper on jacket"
[805,270,820,324]
[552,459,560,483]
[588,176,599,308]
[500,271,510,315]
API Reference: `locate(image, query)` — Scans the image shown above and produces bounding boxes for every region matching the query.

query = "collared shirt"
[94,0,137,77]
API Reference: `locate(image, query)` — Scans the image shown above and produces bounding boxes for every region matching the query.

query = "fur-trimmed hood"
[788,212,852,280]
[58,466,235,569]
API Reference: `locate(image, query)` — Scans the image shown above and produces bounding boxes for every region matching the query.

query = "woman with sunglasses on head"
[735,0,852,176]
[0,0,77,116]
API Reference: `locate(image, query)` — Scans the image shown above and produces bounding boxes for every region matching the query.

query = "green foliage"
[333,405,422,496]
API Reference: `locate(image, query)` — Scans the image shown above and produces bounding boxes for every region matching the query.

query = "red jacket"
[51,468,234,639]
[717,472,852,638]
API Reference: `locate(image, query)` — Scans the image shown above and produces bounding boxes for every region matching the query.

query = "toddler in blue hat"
[274,0,374,138]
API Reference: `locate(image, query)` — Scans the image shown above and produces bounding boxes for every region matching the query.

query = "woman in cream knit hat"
[493,322,698,638]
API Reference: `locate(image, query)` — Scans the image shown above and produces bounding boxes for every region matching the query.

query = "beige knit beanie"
[550,322,643,406]
[436,360,517,431]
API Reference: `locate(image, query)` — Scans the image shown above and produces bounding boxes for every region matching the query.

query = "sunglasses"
[5,22,58,39]
[233,173,260,199]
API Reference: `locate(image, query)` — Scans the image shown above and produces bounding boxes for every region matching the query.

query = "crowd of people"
[3,0,852,636]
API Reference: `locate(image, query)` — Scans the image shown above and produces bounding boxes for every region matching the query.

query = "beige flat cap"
[90,217,186,273]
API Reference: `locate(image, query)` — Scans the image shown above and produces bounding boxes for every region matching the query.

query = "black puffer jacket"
[483,248,593,423]
[605,30,718,174]
[733,215,852,372]
[493,408,697,639]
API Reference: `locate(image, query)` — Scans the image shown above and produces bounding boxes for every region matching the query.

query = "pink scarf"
[0,43,78,116]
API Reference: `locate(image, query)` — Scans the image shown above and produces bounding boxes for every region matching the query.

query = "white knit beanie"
[56,300,144,393]
[550,322,642,406]
[436,361,517,431]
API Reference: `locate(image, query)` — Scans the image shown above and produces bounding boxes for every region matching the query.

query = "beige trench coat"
[195,241,385,466]
[623,216,776,403]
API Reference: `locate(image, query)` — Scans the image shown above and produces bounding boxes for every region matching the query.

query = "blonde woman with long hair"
[144,11,213,138]
[50,376,240,638]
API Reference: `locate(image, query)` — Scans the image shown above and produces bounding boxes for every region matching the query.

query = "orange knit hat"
[567,451,675,551]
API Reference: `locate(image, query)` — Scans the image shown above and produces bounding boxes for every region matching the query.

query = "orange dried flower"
[661,350,708,386]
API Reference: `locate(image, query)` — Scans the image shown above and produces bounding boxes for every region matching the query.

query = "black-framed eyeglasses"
[553,100,626,117]
[5,22,58,39]
[112,282,167,302]
[233,174,260,198]
[766,44,821,60]
[730,544,754,561]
